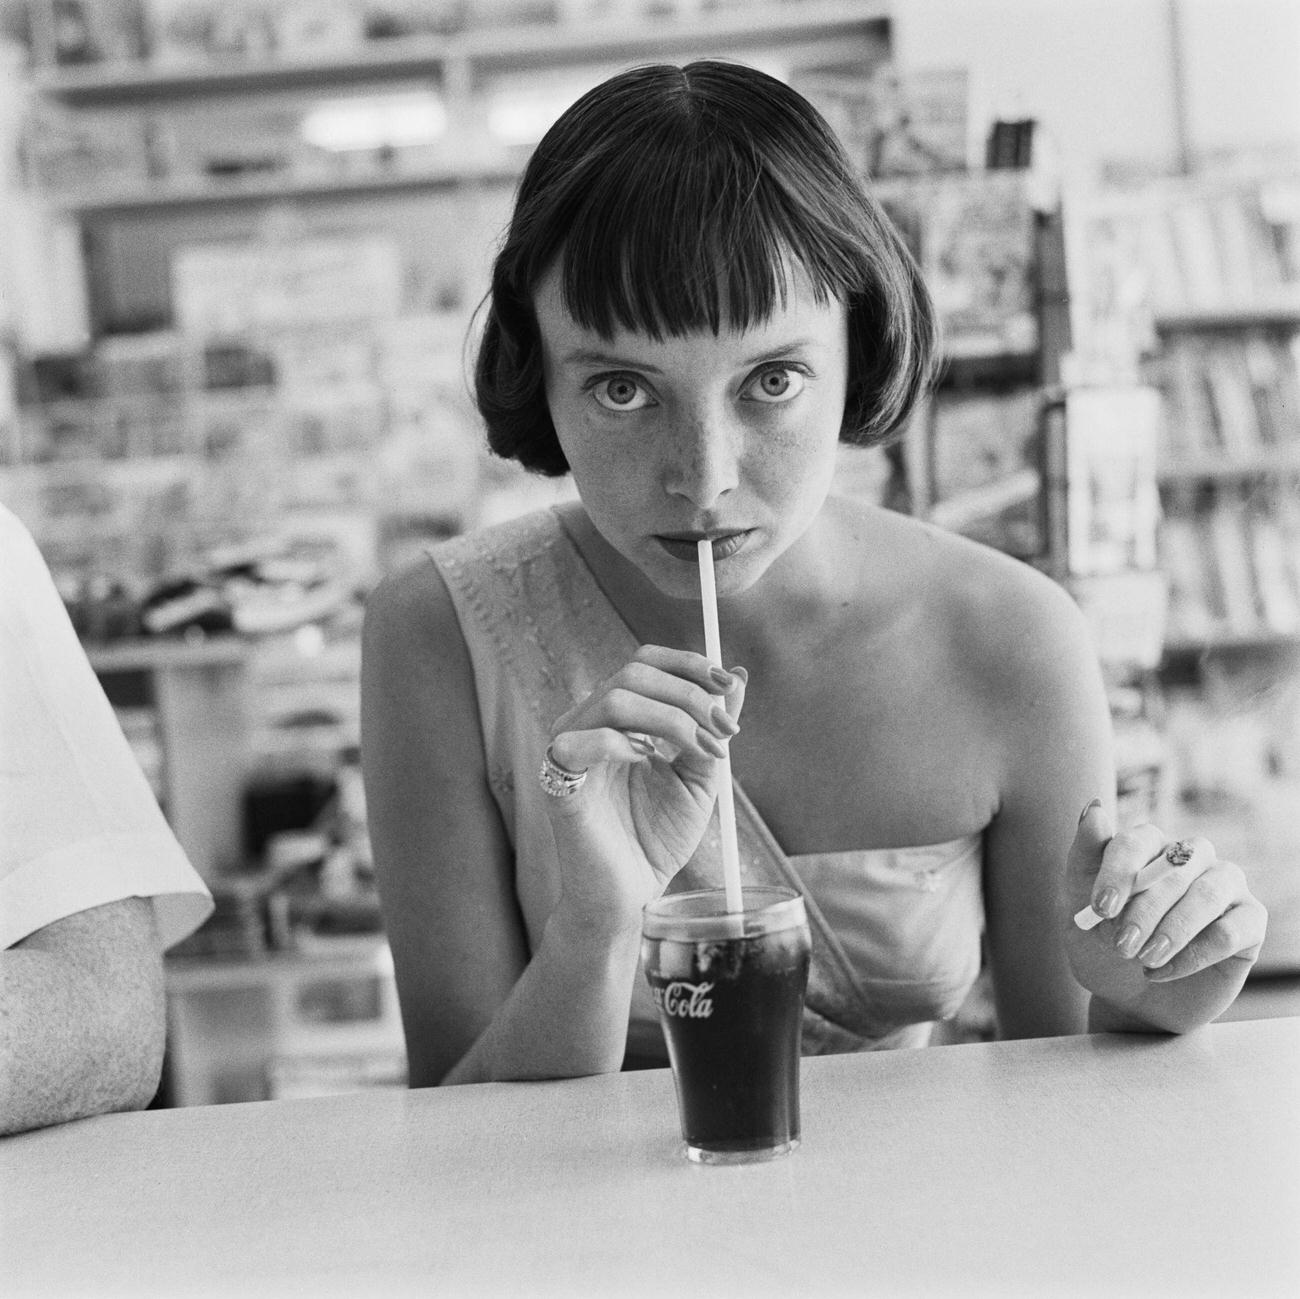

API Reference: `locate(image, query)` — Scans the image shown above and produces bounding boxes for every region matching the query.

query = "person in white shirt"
[1,504,212,1134]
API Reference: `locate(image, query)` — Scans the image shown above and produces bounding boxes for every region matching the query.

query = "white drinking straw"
[697,539,745,914]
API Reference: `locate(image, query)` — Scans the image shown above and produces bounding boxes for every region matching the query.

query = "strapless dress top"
[789,834,984,1035]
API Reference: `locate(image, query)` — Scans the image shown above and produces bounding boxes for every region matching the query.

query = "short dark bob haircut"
[474,60,938,477]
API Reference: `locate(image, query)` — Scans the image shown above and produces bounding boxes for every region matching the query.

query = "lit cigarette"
[1073,857,1179,930]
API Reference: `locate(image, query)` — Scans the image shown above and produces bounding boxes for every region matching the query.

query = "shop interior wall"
[890,0,1300,178]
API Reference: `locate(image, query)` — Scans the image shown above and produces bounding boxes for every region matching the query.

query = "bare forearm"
[442,906,643,1085]
[0,945,165,1135]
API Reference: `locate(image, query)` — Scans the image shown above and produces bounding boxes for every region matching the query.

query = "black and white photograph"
[2,3,1298,1297]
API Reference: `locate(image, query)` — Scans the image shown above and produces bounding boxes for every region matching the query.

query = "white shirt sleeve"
[1,506,213,950]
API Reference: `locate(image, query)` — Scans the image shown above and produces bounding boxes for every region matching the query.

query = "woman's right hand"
[542,645,747,928]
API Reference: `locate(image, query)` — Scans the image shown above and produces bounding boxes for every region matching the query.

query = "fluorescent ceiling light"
[301,93,447,151]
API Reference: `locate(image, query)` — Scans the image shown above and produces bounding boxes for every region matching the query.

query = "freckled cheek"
[747,422,839,492]
[555,412,645,500]
[752,421,826,457]
[566,441,631,490]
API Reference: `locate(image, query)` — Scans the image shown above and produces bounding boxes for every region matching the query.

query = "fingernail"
[1079,797,1102,826]
[1115,924,1142,958]
[628,734,657,756]
[1139,935,1172,968]
[729,665,748,683]
[697,729,728,759]
[709,666,736,689]
[1094,887,1121,919]
[709,704,739,735]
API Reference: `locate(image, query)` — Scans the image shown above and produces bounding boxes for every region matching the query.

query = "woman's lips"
[655,531,751,563]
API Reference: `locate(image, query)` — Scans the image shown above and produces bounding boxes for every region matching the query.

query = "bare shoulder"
[900,518,1110,784]
[944,531,1090,672]
[844,499,1079,618]
[845,503,1099,708]
[360,551,482,774]
[362,551,464,673]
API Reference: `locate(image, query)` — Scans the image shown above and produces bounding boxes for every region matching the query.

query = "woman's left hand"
[1063,800,1268,1032]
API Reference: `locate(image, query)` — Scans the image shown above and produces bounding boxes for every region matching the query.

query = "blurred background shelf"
[1152,300,1300,334]
[32,0,890,104]
[1157,449,1300,485]
[165,934,404,1106]
[1162,630,1300,658]
[60,160,520,214]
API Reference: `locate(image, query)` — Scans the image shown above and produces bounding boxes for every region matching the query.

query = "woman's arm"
[978,568,1266,1037]
[360,560,653,1085]
[975,572,1114,1039]
[0,898,165,1135]
[362,557,745,1085]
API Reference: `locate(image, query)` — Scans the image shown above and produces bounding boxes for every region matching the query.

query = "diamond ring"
[539,744,589,798]
[1164,839,1195,867]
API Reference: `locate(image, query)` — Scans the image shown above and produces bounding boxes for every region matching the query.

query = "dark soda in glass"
[641,886,811,1163]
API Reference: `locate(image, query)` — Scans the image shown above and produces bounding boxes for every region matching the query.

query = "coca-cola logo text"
[652,980,715,1018]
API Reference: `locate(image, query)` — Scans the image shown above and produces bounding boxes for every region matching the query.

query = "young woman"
[360,61,1266,1087]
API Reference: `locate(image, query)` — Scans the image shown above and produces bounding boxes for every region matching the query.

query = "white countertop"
[4,1017,1299,1299]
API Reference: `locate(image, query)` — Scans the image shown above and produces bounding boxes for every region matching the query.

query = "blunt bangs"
[551,131,863,341]
[518,63,870,340]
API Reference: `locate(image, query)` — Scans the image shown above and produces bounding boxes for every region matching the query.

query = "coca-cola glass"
[641,885,812,1164]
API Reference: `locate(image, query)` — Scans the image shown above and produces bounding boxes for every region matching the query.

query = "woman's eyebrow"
[560,347,664,373]
[560,338,818,371]
[740,338,816,366]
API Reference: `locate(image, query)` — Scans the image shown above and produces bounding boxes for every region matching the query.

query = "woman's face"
[535,262,850,601]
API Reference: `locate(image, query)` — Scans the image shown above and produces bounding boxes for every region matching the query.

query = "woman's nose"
[661,406,740,507]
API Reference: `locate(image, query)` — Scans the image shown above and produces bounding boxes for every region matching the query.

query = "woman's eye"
[591,375,654,411]
[743,366,806,404]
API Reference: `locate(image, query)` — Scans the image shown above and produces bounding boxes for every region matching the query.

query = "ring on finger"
[1164,839,1195,867]
[539,744,588,798]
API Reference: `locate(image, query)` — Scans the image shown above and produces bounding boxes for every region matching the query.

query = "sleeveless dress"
[430,509,985,1058]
